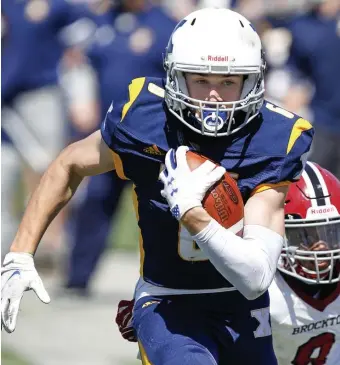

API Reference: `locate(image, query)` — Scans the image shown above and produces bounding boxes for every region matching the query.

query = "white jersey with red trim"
[269,272,340,365]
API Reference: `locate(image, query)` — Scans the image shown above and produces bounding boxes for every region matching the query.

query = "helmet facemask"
[165,63,265,137]
[279,217,340,284]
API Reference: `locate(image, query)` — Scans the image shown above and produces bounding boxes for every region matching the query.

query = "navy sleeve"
[249,118,314,196]
[100,77,165,181]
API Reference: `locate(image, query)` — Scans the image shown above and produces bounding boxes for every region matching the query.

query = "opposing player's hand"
[159,146,225,220]
[115,299,136,342]
[1,252,50,333]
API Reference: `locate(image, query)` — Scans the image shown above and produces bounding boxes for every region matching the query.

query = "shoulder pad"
[249,102,314,195]
[101,77,169,180]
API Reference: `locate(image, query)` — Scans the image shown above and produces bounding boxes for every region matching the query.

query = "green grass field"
[1,349,32,365]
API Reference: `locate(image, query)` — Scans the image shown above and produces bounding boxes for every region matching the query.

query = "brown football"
[186,150,244,235]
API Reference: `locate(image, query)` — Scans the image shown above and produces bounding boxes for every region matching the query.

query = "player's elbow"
[240,281,269,301]
[239,263,276,300]
[57,138,94,178]
[46,143,85,193]
[58,130,114,177]
[58,143,80,170]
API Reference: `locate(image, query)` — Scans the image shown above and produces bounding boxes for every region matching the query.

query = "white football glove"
[159,146,225,220]
[1,252,50,333]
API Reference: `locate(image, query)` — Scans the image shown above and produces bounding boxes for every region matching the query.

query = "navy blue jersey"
[2,0,89,103]
[101,77,314,290]
[287,12,340,132]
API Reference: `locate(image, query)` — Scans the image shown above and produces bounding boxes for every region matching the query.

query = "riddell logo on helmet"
[207,55,233,62]
[307,205,339,217]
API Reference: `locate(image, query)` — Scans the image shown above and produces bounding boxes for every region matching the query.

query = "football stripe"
[304,162,326,206]
[301,166,317,207]
[308,162,331,205]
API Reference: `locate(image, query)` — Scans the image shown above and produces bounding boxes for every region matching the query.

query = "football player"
[270,161,340,365]
[1,8,313,365]
[115,161,340,364]
[65,0,177,295]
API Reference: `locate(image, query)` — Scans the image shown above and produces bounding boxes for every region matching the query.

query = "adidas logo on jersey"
[143,145,164,156]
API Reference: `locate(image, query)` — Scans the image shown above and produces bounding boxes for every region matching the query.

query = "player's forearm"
[10,152,83,255]
[192,219,283,300]
[181,207,212,234]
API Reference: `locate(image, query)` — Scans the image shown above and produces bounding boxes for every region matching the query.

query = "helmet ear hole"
[191,18,196,26]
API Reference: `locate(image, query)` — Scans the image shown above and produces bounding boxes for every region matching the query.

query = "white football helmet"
[164,8,266,137]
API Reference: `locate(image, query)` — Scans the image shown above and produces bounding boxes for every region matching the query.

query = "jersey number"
[178,226,208,261]
[292,332,336,365]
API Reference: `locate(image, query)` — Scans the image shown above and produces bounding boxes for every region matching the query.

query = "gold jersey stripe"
[132,185,145,277]
[111,151,129,180]
[121,77,146,122]
[251,181,291,196]
[138,341,153,365]
[287,118,313,154]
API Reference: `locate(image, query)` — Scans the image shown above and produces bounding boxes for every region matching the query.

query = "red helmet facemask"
[279,162,340,284]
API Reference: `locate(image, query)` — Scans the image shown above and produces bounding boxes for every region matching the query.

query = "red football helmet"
[278,161,340,284]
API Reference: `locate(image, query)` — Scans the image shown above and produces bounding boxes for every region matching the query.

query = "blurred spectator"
[1,0,93,259]
[283,0,340,178]
[1,129,21,261]
[64,0,177,294]
[236,0,324,22]
[261,26,294,106]
[161,0,197,21]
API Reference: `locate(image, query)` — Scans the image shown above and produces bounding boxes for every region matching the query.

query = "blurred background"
[1,0,340,364]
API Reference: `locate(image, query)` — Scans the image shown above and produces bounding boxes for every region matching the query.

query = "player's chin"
[301,261,329,271]
[316,252,333,271]
[317,260,331,270]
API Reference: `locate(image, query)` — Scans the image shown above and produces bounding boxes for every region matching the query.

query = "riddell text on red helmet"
[310,206,336,215]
